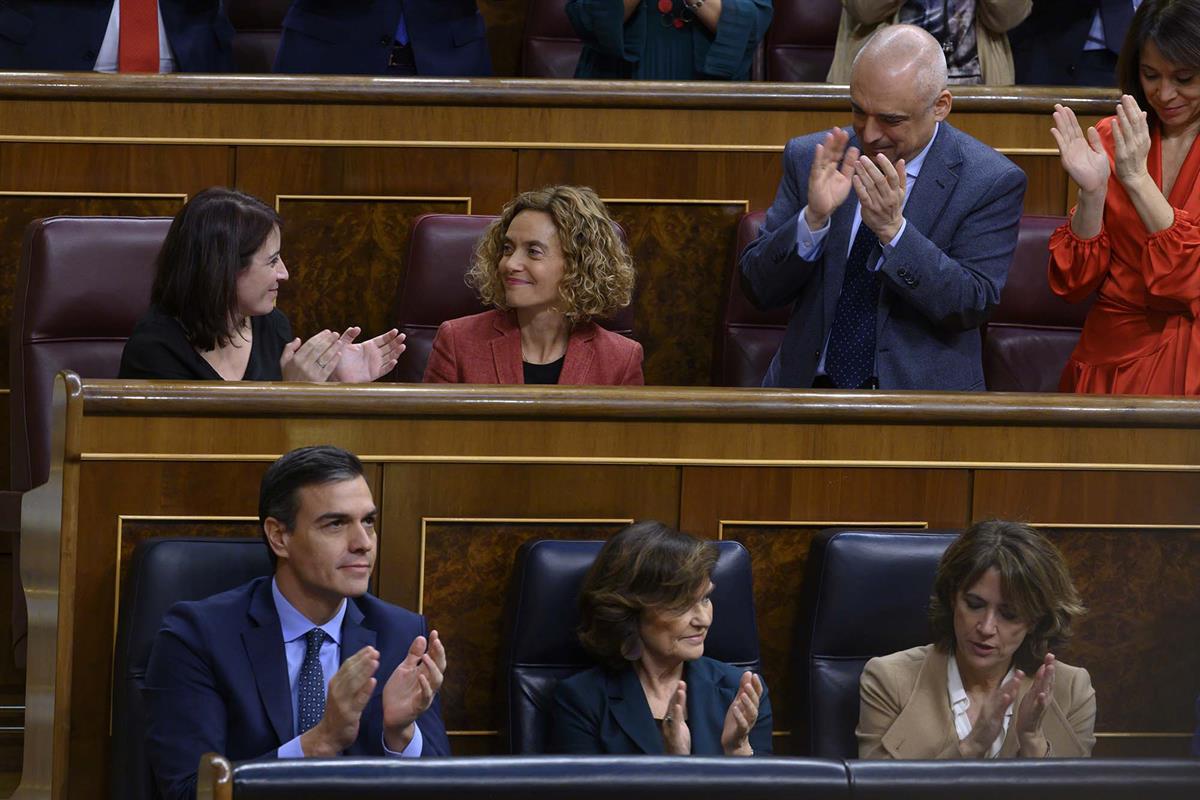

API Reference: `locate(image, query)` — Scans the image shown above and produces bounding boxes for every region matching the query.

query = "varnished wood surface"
[14,373,1200,799]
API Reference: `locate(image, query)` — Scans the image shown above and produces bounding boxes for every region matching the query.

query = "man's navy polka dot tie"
[825,223,881,389]
[298,627,325,734]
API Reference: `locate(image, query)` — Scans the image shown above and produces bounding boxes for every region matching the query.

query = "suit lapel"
[242,580,295,745]
[997,672,1084,757]
[881,647,959,759]
[608,668,664,755]
[489,311,524,384]
[558,324,596,385]
[683,659,723,754]
[876,124,961,339]
[339,598,376,666]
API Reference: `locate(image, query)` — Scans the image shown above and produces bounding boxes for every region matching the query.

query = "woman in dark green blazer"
[565,0,773,80]
[549,521,772,755]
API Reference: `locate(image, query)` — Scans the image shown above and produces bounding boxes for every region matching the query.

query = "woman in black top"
[120,188,405,382]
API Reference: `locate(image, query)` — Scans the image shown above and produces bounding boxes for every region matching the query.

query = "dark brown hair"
[577,521,718,669]
[1118,0,1200,125]
[467,185,634,323]
[929,520,1086,671]
[151,187,282,351]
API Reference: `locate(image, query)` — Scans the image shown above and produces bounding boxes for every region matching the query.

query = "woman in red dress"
[1049,0,1200,395]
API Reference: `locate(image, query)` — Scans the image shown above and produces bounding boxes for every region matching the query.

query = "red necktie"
[118,0,159,73]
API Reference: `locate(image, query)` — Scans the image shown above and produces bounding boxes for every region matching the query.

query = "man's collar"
[904,121,940,179]
[272,577,347,645]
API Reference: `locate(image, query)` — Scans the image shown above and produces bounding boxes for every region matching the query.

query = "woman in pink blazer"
[423,186,643,385]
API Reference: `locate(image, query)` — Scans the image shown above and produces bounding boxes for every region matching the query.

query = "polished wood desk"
[15,374,1200,799]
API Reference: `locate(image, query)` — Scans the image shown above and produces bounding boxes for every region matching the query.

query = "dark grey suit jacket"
[739,122,1027,390]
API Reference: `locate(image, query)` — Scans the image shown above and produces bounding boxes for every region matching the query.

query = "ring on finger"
[664,713,673,725]
[317,359,328,369]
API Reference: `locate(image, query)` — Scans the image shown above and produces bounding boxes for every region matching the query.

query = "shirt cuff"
[382,722,423,758]
[796,207,830,260]
[278,735,305,759]
[871,219,907,272]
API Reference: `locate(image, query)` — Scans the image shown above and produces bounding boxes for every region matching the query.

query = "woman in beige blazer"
[857,520,1096,759]
[828,1,1031,84]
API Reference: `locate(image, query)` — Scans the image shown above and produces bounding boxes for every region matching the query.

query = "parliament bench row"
[197,754,1200,800]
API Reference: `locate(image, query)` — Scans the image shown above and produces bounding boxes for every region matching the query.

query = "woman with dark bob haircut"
[120,187,404,382]
[857,520,1094,759]
[550,521,772,755]
[1049,0,1200,395]
[422,185,643,385]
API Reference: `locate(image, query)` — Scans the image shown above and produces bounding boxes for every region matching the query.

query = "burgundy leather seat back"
[522,0,583,77]
[10,217,167,492]
[227,0,291,73]
[766,0,842,82]
[392,214,635,383]
[983,215,1095,392]
[717,210,788,386]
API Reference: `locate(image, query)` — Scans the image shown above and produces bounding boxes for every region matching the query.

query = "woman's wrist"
[724,739,753,756]
[1017,732,1049,758]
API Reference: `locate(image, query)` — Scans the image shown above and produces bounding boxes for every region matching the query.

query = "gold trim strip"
[0,134,1063,157]
[275,194,473,215]
[1094,732,1193,738]
[418,516,633,614]
[1032,523,1200,530]
[79,453,1200,471]
[603,198,751,212]
[720,520,929,528]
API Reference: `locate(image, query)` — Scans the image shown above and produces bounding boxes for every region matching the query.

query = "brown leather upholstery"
[983,215,1094,392]
[522,0,583,78]
[392,214,635,382]
[8,216,168,664]
[227,0,291,73]
[717,211,788,386]
[765,0,842,82]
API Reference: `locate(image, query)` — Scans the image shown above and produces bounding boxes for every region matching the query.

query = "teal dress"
[566,0,773,80]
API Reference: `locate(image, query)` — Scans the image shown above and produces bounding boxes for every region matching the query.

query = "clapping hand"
[805,127,860,230]
[1111,94,1152,187]
[300,645,380,757]
[1015,652,1056,757]
[853,153,906,243]
[957,669,1022,758]
[662,681,691,755]
[382,630,446,752]
[332,328,407,383]
[1051,103,1111,195]
[720,671,762,756]
[280,328,358,382]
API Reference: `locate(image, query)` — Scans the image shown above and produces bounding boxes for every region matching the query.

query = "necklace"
[657,0,692,30]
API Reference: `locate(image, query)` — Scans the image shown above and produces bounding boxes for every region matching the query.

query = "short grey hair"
[852,24,949,107]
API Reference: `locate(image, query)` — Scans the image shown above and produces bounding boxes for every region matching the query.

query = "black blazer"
[550,656,773,755]
[0,0,234,71]
[1009,1,1104,86]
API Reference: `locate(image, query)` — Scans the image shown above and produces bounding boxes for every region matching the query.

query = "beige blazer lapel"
[558,323,597,385]
[488,311,524,384]
[997,671,1087,757]
[881,646,961,759]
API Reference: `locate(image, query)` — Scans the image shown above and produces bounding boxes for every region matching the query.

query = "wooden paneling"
[479,0,528,77]
[421,519,629,736]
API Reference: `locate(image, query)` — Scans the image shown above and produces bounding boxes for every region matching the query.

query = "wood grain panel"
[679,466,968,752]
[275,197,469,342]
[478,0,527,77]
[973,470,1200,524]
[422,519,628,737]
[116,518,262,608]
[607,201,744,386]
[1008,154,1068,216]
[1040,526,1200,738]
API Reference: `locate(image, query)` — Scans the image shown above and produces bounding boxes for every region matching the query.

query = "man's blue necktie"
[825,223,881,389]
[395,11,409,47]
[298,627,326,735]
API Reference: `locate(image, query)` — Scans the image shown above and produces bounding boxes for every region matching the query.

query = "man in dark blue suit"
[273,0,494,76]
[143,446,450,800]
[1009,1,1140,87]
[739,24,1026,391]
[0,0,234,72]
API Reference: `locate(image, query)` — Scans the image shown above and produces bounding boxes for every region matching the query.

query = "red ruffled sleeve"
[1143,208,1200,316]
[1048,217,1112,303]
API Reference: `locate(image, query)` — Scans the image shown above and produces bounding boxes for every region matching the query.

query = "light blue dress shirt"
[273,579,422,758]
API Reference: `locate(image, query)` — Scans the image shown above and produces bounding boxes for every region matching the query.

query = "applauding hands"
[280,327,407,383]
[805,127,906,243]
[957,652,1056,758]
[721,671,763,756]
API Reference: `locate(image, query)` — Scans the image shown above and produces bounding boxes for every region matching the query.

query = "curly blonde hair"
[466,186,635,323]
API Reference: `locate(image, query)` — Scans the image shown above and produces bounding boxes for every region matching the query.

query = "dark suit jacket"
[1009,1,1107,86]
[0,0,234,71]
[143,576,450,800]
[274,0,493,76]
[422,309,644,385]
[739,122,1026,390]
[550,656,773,755]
